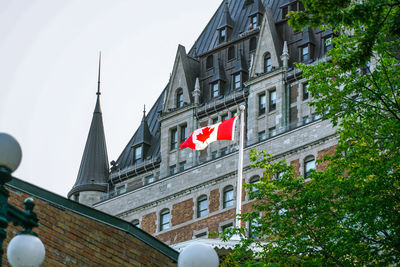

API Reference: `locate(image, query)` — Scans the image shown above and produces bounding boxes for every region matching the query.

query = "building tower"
[68,54,109,205]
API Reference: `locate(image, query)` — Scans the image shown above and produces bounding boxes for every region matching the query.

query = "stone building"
[68,0,337,250]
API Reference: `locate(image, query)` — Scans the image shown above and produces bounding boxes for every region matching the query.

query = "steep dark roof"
[112,86,167,170]
[68,92,109,198]
[232,50,248,74]
[210,58,227,83]
[249,0,266,16]
[217,0,235,29]
[188,0,286,57]
[298,27,316,46]
[132,108,152,147]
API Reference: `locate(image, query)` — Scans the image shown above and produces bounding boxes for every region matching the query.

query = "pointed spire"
[281,41,289,69]
[68,55,109,199]
[232,49,248,74]
[193,77,201,105]
[217,0,234,30]
[132,106,152,147]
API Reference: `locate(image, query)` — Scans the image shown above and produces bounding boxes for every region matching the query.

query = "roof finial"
[143,104,146,117]
[97,51,102,96]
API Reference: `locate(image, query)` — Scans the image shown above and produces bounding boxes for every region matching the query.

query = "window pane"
[212,83,219,98]
[160,211,170,231]
[170,129,177,150]
[305,157,316,177]
[179,161,186,172]
[145,175,155,185]
[223,187,234,208]
[258,131,266,141]
[170,165,177,175]
[259,94,266,115]
[269,127,276,138]
[302,46,309,61]
[234,74,241,90]
[134,146,142,164]
[269,90,276,111]
[180,125,187,142]
[303,83,309,100]
[198,197,208,217]
[221,114,228,121]
[264,56,271,73]
[177,91,183,108]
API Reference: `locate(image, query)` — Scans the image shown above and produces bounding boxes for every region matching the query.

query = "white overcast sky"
[0,0,221,197]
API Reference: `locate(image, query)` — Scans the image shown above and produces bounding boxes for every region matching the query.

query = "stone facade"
[71,0,338,249]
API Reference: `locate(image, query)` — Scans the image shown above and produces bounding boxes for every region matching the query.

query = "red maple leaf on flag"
[196,127,214,143]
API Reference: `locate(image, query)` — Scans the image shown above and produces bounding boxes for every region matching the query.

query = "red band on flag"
[180,116,237,150]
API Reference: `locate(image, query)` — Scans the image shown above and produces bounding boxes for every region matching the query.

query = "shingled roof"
[188,0,286,57]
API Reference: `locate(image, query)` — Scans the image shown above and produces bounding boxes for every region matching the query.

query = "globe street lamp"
[178,243,219,267]
[0,133,45,267]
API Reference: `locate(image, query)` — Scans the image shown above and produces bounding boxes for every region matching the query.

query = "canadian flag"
[180,117,237,150]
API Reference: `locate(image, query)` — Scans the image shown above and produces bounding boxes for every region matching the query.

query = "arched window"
[176,88,183,108]
[250,176,260,192]
[197,195,208,218]
[228,46,235,61]
[206,55,214,69]
[249,37,257,52]
[304,155,316,178]
[223,185,234,208]
[160,209,170,231]
[264,53,272,72]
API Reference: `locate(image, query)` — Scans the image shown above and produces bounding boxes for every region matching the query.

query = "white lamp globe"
[7,233,45,267]
[0,133,22,172]
[178,242,219,267]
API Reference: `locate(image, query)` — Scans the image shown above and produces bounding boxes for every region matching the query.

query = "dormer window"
[133,145,142,164]
[176,89,183,108]
[211,82,220,98]
[233,73,241,90]
[250,15,258,28]
[219,28,227,43]
[324,37,332,53]
[264,53,272,72]
[300,45,310,62]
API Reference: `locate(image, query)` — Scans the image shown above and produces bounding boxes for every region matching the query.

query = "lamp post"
[0,133,45,267]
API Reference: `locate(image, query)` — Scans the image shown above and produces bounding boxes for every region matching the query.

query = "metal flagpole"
[235,105,245,229]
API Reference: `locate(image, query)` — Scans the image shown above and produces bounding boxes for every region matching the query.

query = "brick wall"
[4,184,177,267]
[209,189,220,213]
[317,145,336,171]
[142,212,157,234]
[171,198,193,226]
[291,159,300,178]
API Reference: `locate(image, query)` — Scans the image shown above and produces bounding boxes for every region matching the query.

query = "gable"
[250,7,282,76]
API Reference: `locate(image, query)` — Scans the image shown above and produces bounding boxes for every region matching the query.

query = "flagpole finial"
[239,105,245,111]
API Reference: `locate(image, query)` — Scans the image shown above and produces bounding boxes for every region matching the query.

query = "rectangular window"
[197,197,208,218]
[324,37,332,53]
[169,165,177,175]
[179,161,187,172]
[211,82,219,98]
[233,74,241,90]
[258,131,266,141]
[223,187,234,208]
[145,175,155,185]
[282,6,288,20]
[303,83,309,100]
[251,15,258,28]
[134,146,142,164]
[160,211,170,231]
[221,223,233,231]
[220,147,228,156]
[211,151,218,159]
[219,28,226,43]
[116,185,126,195]
[259,93,266,115]
[170,128,178,150]
[177,91,183,108]
[269,90,276,111]
[221,114,229,121]
[195,232,207,238]
[212,117,218,124]
[301,46,309,61]
[268,127,276,138]
[180,125,187,142]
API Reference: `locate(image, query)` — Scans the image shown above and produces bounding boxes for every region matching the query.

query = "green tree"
[221,0,400,265]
